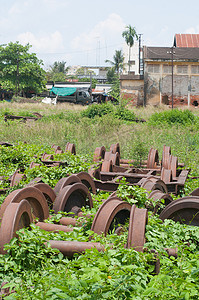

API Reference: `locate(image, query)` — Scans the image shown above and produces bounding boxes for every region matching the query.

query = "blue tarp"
[51,87,77,96]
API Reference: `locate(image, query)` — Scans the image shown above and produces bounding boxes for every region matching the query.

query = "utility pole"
[167,46,175,109]
[138,34,143,75]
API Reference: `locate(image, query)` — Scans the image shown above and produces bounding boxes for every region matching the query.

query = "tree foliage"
[122,25,138,72]
[0,42,46,95]
[46,61,69,82]
[105,50,124,74]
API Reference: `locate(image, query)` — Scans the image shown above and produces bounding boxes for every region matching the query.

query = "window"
[177,65,188,74]
[163,64,172,73]
[148,64,160,73]
[191,65,199,74]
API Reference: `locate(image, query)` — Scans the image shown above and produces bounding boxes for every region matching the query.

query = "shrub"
[149,109,196,126]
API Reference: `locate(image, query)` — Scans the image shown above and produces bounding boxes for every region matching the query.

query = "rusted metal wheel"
[104,152,120,166]
[141,178,168,194]
[47,240,105,257]
[0,199,33,254]
[52,145,61,151]
[159,196,199,226]
[53,182,93,214]
[26,177,44,186]
[127,205,148,252]
[93,146,106,162]
[147,148,159,169]
[168,155,178,178]
[54,175,81,196]
[148,190,173,214]
[101,160,113,172]
[41,153,54,161]
[76,172,96,194]
[31,183,56,209]
[162,146,171,169]
[0,187,49,222]
[55,149,63,154]
[65,142,76,155]
[10,171,25,187]
[110,143,120,155]
[161,167,172,183]
[91,197,131,235]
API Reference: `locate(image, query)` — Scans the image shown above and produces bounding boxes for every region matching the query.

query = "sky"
[1,0,199,69]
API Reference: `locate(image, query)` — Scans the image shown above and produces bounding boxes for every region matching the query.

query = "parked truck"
[50,86,92,105]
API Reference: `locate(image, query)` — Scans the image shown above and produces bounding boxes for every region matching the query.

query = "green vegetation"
[0,103,199,298]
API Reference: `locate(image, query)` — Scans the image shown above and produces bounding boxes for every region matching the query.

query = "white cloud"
[71,13,125,51]
[17,31,64,53]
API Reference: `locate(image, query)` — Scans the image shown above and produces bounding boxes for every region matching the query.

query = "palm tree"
[122,25,138,73]
[105,50,124,74]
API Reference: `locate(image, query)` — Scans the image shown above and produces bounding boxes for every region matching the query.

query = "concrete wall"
[120,75,144,106]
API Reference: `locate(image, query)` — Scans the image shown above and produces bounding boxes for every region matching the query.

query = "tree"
[105,50,124,74]
[122,25,138,73]
[0,42,46,96]
[106,67,118,83]
[46,61,69,82]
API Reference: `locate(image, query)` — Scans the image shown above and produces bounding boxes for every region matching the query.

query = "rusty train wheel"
[148,190,173,214]
[141,178,168,194]
[162,146,171,169]
[101,160,113,172]
[54,175,81,196]
[0,199,33,254]
[31,183,56,209]
[147,148,159,169]
[53,182,93,214]
[127,205,148,252]
[65,142,76,155]
[0,187,49,222]
[10,171,25,187]
[93,146,106,162]
[190,188,199,197]
[109,153,120,166]
[88,166,101,180]
[91,197,131,235]
[161,167,172,183]
[159,196,199,226]
[110,143,120,155]
[169,155,178,178]
[76,172,96,194]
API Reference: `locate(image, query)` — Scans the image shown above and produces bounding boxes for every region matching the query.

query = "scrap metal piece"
[91,197,131,235]
[159,196,199,226]
[110,143,120,155]
[31,183,56,209]
[54,175,81,196]
[161,167,172,184]
[93,146,106,162]
[0,186,49,222]
[162,146,171,169]
[76,172,96,194]
[101,160,113,172]
[0,200,33,254]
[65,142,76,155]
[147,148,159,169]
[127,205,148,252]
[53,182,93,214]
[35,222,74,233]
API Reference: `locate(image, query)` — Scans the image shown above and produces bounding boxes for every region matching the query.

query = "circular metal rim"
[93,146,106,162]
[65,142,76,155]
[10,171,25,187]
[159,196,199,225]
[91,197,131,235]
[76,172,96,194]
[53,182,93,213]
[127,205,148,252]
[101,160,113,172]
[0,186,49,221]
[190,188,199,197]
[110,143,120,155]
[147,148,159,169]
[88,166,101,180]
[169,156,178,178]
[54,175,81,196]
[161,167,172,183]
[0,199,33,254]
[109,153,120,166]
[32,183,56,208]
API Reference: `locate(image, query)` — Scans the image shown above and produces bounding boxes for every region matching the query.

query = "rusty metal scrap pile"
[0,142,199,274]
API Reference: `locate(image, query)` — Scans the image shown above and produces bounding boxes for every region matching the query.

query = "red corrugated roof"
[175,34,199,47]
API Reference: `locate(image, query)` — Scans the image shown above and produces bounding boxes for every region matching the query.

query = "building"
[143,46,199,106]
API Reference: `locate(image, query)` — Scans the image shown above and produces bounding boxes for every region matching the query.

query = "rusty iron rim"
[91,197,131,235]
[141,178,168,194]
[148,190,173,214]
[161,167,172,183]
[41,153,54,161]
[162,146,171,169]
[190,188,199,197]
[101,160,113,172]
[31,183,56,209]
[76,172,96,194]
[109,153,120,166]
[88,165,101,180]
[169,155,178,178]
[0,186,49,222]
[0,199,33,254]
[54,175,81,196]
[159,196,199,226]
[93,146,106,162]
[65,142,76,155]
[127,205,148,252]
[110,143,120,155]
[53,182,93,214]
[147,148,159,169]
[10,171,25,187]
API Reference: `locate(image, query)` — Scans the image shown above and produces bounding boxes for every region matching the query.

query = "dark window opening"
[162,95,169,105]
[192,100,199,106]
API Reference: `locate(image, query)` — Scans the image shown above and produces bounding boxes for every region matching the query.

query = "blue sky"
[1,0,199,68]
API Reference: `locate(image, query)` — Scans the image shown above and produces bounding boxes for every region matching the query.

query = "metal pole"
[171,46,174,109]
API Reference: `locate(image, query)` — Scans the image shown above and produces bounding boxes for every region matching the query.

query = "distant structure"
[174,34,199,47]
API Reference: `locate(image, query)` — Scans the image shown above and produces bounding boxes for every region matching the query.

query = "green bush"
[81,103,137,122]
[149,109,197,126]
